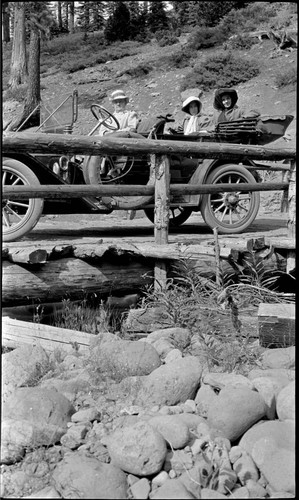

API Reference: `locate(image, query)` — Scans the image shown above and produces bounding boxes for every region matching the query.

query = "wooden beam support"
[287,159,296,238]
[154,154,170,290]
[258,303,295,347]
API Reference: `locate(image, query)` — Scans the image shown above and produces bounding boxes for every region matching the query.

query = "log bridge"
[2,132,296,349]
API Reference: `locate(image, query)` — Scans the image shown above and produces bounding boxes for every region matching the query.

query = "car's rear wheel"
[2,158,44,242]
[144,207,193,226]
[200,164,260,234]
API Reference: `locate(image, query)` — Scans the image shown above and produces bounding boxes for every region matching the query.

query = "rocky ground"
[1,329,295,499]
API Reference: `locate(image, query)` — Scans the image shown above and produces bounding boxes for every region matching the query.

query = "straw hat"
[181,96,202,114]
[110,89,129,102]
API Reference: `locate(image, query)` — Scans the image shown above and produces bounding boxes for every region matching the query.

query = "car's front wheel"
[2,158,44,242]
[200,164,260,234]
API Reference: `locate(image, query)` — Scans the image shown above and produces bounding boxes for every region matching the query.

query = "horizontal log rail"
[3,182,289,200]
[3,132,296,160]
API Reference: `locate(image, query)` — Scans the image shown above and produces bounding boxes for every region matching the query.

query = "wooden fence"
[3,132,296,288]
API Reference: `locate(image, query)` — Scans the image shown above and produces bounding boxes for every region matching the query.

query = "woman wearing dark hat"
[181,96,211,135]
[213,88,260,124]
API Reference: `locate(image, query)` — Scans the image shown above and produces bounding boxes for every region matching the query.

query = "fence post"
[287,159,296,238]
[153,154,170,290]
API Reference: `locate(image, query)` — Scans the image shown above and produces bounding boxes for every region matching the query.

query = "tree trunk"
[64,1,69,31]
[69,1,74,34]
[8,2,27,88]
[2,2,10,43]
[57,1,63,29]
[7,27,41,131]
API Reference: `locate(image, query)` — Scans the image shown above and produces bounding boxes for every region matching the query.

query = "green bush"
[187,26,227,50]
[275,66,297,88]
[180,51,260,92]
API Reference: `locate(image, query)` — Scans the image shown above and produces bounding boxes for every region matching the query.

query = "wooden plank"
[2,317,93,353]
[258,303,295,348]
[8,248,48,264]
[286,250,296,274]
[154,155,170,290]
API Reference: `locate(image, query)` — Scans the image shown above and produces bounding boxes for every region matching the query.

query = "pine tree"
[147,1,169,33]
[104,1,131,42]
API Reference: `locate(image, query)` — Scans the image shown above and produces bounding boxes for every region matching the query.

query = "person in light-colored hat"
[107,89,138,133]
[181,96,211,135]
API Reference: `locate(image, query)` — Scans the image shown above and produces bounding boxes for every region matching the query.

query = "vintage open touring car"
[2,90,293,242]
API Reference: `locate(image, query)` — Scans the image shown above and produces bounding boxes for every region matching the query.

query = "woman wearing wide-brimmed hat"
[180,96,211,135]
[212,88,260,125]
[98,89,138,136]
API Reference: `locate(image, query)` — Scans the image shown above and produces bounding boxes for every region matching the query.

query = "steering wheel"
[90,104,120,132]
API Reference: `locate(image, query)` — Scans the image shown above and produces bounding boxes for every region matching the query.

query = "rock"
[245,479,267,497]
[276,381,295,421]
[261,346,295,369]
[40,368,93,403]
[130,478,151,499]
[137,356,202,406]
[229,446,259,484]
[148,415,190,449]
[175,412,206,431]
[0,440,25,465]
[88,338,161,381]
[239,420,295,494]
[227,485,250,498]
[52,452,127,499]
[141,327,191,350]
[151,338,174,357]
[164,348,183,363]
[202,372,254,391]
[178,463,202,498]
[106,420,167,476]
[207,386,267,442]
[251,377,277,419]
[2,345,50,401]
[61,354,84,370]
[164,449,193,474]
[247,368,295,385]
[71,407,101,423]
[60,423,90,449]
[201,488,227,499]
[150,478,195,499]
[22,485,61,498]
[194,384,219,417]
[2,388,75,449]
[152,470,169,488]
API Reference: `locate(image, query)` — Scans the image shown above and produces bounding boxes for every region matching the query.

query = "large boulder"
[2,387,75,449]
[261,347,295,370]
[52,452,127,499]
[276,381,295,421]
[2,345,50,402]
[202,372,254,391]
[140,327,191,350]
[88,338,161,381]
[206,386,267,442]
[106,420,167,476]
[147,415,190,449]
[239,420,295,495]
[137,356,203,406]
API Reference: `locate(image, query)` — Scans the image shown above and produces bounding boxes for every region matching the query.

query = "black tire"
[82,155,155,209]
[144,207,193,226]
[200,164,260,234]
[2,158,44,242]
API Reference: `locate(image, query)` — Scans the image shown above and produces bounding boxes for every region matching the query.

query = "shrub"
[187,26,227,50]
[224,34,258,50]
[219,2,277,37]
[157,30,179,47]
[275,66,297,88]
[156,47,194,70]
[180,51,260,92]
